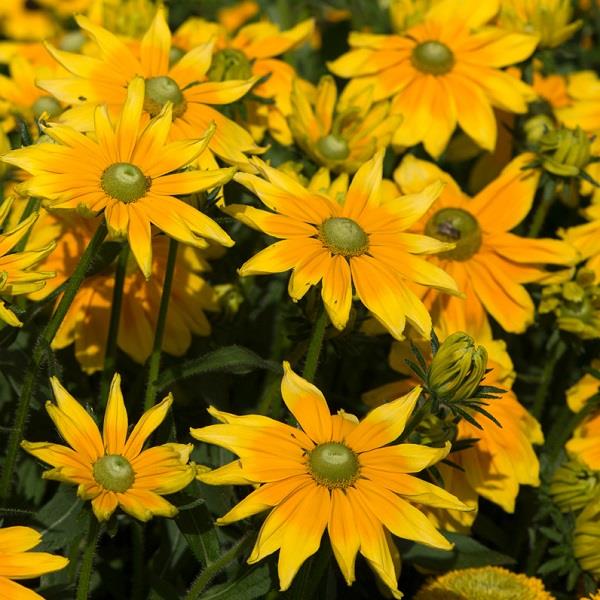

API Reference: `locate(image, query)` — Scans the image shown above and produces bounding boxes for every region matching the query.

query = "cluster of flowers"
[0,0,600,598]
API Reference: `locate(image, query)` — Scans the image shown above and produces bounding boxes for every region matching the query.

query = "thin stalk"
[528,178,556,237]
[13,197,40,253]
[0,222,108,500]
[99,243,129,406]
[76,517,102,600]
[302,305,329,383]
[183,534,252,600]
[144,239,178,411]
[531,337,566,420]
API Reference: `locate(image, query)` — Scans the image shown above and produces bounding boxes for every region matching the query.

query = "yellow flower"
[191,363,469,597]
[3,77,235,278]
[0,0,57,41]
[289,75,402,173]
[173,15,314,145]
[24,208,219,373]
[581,593,600,600]
[229,151,460,339]
[0,198,55,327]
[566,359,600,412]
[498,0,582,48]
[414,566,554,599]
[393,153,578,334]
[37,8,261,167]
[532,70,571,110]
[85,0,158,38]
[574,500,600,579]
[0,525,68,600]
[22,374,195,522]
[389,0,442,33]
[328,0,537,158]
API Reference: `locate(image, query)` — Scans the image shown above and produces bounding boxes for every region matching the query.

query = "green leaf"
[201,565,272,600]
[156,345,282,392]
[399,532,516,571]
[174,496,220,566]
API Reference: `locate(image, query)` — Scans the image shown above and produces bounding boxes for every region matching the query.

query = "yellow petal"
[103,373,128,455]
[123,394,173,460]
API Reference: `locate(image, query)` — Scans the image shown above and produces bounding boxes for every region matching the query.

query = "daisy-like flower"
[3,77,235,278]
[229,151,459,340]
[392,153,578,334]
[37,8,261,167]
[414,566,554,599]
[172,14,314,145]
[24,208,220,373]
[191,363,469,597]
[0,198,55,327]
[0,525,68,599]
[288,75,402,173]
[328,0,537,157]
[22,374,195,522]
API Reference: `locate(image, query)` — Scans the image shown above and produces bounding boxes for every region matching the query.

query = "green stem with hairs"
[0,222,108,500]
[302,305,329,383]
[144,239,178,411]
[531,337,566,420]
[528,178,556,237]
[99,243,129,406]
[76,517,102,600]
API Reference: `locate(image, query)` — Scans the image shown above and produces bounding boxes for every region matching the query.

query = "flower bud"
[538,126,591,177]
[550,460,600,513]
[207,49,253,82]
[524,114,555,145]
[426,332,488,403]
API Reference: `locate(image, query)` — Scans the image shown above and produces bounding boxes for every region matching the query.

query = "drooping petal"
[321,255,353,331]
[328,489,360,585]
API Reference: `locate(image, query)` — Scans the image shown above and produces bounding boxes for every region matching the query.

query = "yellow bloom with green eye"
[289,75,402,173]
[228,150,460,340]
[0,525,69,599]
[415,566,554,599]
[22,374,196,522]
[328,0,537,158]
[0,198,55,327]
[498,0,582,48]
[191,363,469,598]
[574,500,600,579]
[3,77,235,279]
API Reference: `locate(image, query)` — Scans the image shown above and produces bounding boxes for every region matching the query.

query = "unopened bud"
[207,49,253,82]
[550,460,600,513]
[538,126,591,177]
[524,114,555,145]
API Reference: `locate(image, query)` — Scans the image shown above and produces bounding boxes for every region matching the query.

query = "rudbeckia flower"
[3,77,235,278]
[0,198,55,327]
[25,208,220,373]
[37,8,261,167]
[172,14,314,145]
[393,153,579,334]
[415,566,554,599]
[22,374,196,522]
[328,0,537,157]
[191,363,469,597]
[289,75,402,173]
[0,525,68,599]
[229,150,460,340]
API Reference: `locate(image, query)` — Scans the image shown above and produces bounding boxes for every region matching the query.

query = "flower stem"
[144,238,178,411]
[528,178,556,237]
[76,517,102,600]
[183,534,252,600]
[0,222,108,500]
[99,243,129,406]
[531,337,566,420]
[302,305,329,383]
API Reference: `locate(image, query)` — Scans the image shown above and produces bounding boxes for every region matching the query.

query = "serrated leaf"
[33,487,84,552]
[174,497,220,566]
[201,565,271,600]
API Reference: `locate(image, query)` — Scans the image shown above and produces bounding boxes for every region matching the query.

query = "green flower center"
[101,162,150,204]
[411,40,455,75]
[424,207,482,261]
[143,76,187,118]
[207,48,253,81]
[32,96,62,120]
[93,454,135,492]
[320,217,369,256]
[316,134,350,161]
[308,442,359,489]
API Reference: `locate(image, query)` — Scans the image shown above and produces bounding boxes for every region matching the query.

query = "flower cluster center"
[93,454,135,492]
[320,217,369,256]
[424,207,482,260]
[101,162,150,204]
[308,442,359,489]
[411,40,455,75]
[317,134,350,160]
[207,48,253,81]
[143,76,187,118]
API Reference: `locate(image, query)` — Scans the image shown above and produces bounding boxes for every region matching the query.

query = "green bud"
[427,332,488,403]
[538,126,591,177]
[524,114,555,145]
[207,49,253,82]
[550,460,600,513]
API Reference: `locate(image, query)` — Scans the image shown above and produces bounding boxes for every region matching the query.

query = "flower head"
[0,525,68,600]
[191,363,469,597]
[22,374,196,522]
[3,77,235,278]
[574,500,600,579]
[328,0,537,157]
[229,151,460,339]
